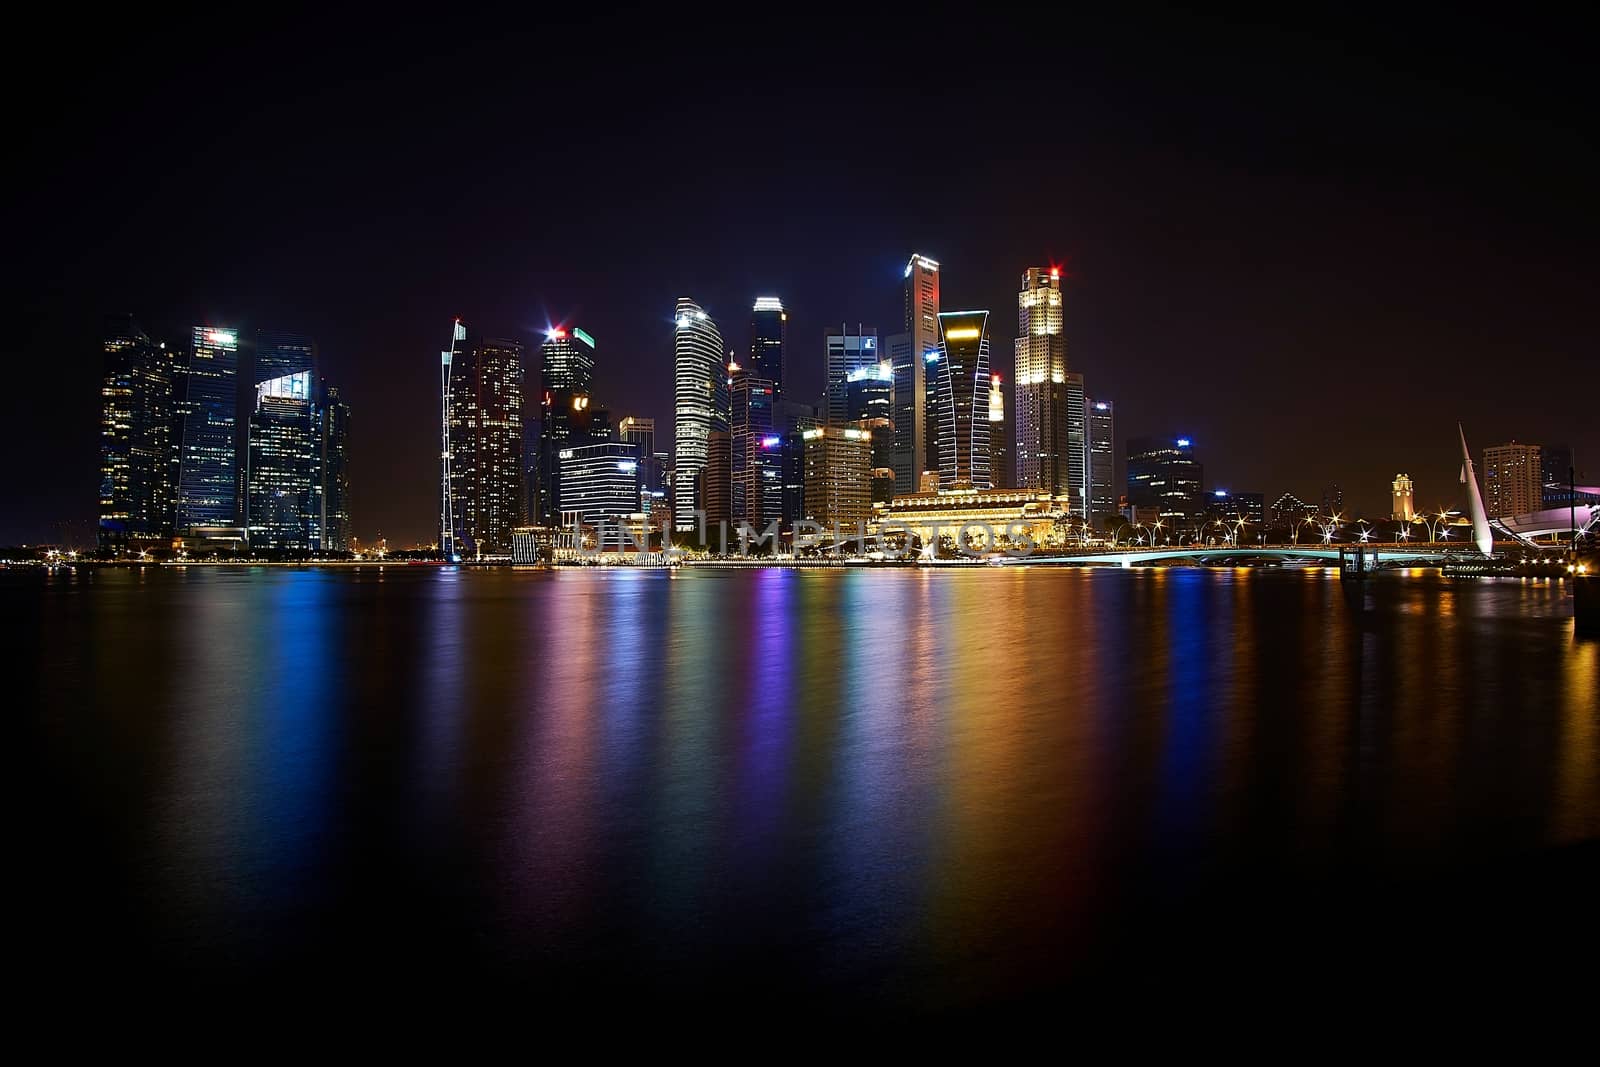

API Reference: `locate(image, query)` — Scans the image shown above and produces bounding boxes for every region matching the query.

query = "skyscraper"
[935,310,992,490]
[256,330,317,382]
[247,370,317,550]
[1087,398,1115,517]
[1392,473,1415,521]
[890,252,939,494]
[449,332,526,555]
[749,297,786,398]
[824,325,879,427]
[559,441,642,527]
[731,366,781,533]
[988,373,1010,490]
[537,326,598,525]
[99,316,182,548]
[318,384,351,551]
[802,426,872,530]
[619,416,661,513]
[1127,436,1204,532]
[845,360,894,423]
[1013,267,1071,499]
[1483,442,1542,517]
[1065,371,1088,516]
[673,298,726,531]
[176,325,241,532]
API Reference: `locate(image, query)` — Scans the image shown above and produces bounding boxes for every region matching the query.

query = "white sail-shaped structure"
[1458,424,1494,557]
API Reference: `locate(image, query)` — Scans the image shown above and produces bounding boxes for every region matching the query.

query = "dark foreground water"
[10,565,1599,1017]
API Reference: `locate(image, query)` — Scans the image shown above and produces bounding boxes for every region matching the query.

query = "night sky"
[5,7,1594,546]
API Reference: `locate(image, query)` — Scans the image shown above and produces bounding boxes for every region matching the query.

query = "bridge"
[988,544,1461,568]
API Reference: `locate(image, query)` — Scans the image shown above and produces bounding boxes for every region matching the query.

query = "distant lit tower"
[1014,267,1070,498]
[824,325,879,426]
[935,309,991,490]
[176,325,241,532]
[99,315,182,548]
[537,325,597,525]
[1391,473,1415,521]
[448,330,525,555]
[1087,398,1115,516]
[749,297,786,400]
[673,298,726,530]
[887,253,940,494]
[987,373,1010,489]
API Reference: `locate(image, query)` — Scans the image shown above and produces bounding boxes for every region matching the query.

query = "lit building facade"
[889,252,939,494]
[1391,473,1415,521]
[247,371,318,550]
[176,325,241,531]
[749,297,786,398]
[1483,442,1542,517]
[935,310,991,490]
[1270,492,1315,525]
[1087,397,1115,516]
[803,426,872,530]
[256,330,316,383]
[1206,490,1265,529]
[824,325,880,427]
[673,298,726,530]
[318,385,351,551]
[449,333,526,554]
[619,416,662,513]
[874,488,1073,552]
[731,368,781,532]
[99,316,182,547]
[1065,371,1088,515]
[559,440,642,527]
[988,373,1010,490]
[1013,267,1070,498]
[1541,443,1573,508]
[536,326,597,525]
[1127,435,1204,529]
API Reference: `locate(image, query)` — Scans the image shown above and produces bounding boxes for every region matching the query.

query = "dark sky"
[5,6,1594,545]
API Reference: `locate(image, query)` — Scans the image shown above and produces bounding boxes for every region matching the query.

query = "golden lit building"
[873,488,1072,550]
[803,426,872,529]
[1391,473,1415,521]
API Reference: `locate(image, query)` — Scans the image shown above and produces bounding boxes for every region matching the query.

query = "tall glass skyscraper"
[823,325,879,427]
[935,310,991,490]
[1127,435,1204,531]
[731,367,781,533]
[1087,398,1115,516]
[449,332,525,554]
[749,297,786,399]
[890,253,940,493]
[256,330,317,382]
[537,326,598,525]
[673,298,725,531]
[318,385,351,551]
[176,325,241,531]
[99,315,182,547]
[247,371,318,550]
[1065,371,1088,516]
[1014,267,1070,499]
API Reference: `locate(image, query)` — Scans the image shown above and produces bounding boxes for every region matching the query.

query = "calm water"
[12,565,1599,1012]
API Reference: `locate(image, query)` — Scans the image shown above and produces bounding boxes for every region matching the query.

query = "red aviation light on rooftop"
[992,372,1002,384]
[547,327,567,339]
[1050,266,1061,279]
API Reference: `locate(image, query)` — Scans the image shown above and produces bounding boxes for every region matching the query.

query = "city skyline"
[7,11,1596,546]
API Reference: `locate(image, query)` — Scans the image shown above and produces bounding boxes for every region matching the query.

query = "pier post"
[1575,575,1599,637]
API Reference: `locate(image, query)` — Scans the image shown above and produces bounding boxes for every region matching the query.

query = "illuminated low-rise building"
[873,488,1073,550]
